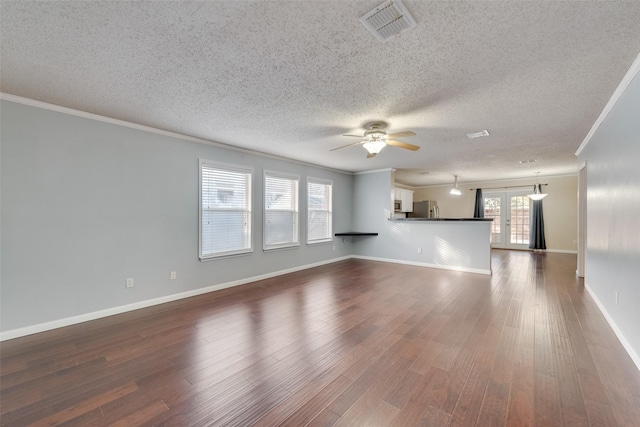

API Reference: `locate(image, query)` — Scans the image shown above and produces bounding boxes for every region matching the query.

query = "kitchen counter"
[368,218,493,275]
[390,218,492,222]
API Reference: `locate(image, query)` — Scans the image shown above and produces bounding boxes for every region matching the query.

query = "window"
[510,195,530,245]
[484,196,502,244]
[307,177,332,244]
[264,171,299,250]
[199,160,252,259]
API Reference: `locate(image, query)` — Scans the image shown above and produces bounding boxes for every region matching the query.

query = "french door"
[483,191,531,250]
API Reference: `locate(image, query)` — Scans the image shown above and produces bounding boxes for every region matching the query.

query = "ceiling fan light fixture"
[334,123,417,156]
[363,139,387,154]
[450,175,462,196]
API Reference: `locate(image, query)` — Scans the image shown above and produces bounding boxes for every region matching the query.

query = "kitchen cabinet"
[394,188,414,212]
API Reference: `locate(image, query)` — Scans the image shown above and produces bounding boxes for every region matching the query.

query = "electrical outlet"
[170,271,176,280]
[125,278,134,288]
[615,291,619,305]
[417,247,422,254]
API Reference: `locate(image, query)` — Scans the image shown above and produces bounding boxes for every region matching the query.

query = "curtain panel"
[529,184,547,249]
[473,188,484,218]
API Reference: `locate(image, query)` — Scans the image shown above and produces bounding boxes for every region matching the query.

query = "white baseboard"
[351,255,492,276]
[584,282,640,372]
[0,254,492,341]
[544,249,578,254]
[0,255,351,342]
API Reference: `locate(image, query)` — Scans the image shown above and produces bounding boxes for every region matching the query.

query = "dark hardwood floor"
[2,250,640,426]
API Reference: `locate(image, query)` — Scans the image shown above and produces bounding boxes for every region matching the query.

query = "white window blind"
[264,171,299,250]
[307,178,332,244]
[200,160,252,259]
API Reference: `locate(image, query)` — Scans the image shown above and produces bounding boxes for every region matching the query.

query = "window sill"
[199,249,253,261]
[306,239,333,246]
[263,243,301,252]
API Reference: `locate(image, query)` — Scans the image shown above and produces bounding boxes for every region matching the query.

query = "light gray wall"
[0,100,353,332]
[577,69,640,361]
[352,170,491,273]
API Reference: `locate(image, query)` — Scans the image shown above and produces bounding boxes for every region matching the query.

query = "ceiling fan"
[331,123,419,158]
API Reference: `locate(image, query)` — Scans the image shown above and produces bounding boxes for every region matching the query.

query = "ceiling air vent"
[360,0,417,42]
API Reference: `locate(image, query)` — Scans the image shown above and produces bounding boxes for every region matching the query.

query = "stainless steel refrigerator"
[407,201,438,218]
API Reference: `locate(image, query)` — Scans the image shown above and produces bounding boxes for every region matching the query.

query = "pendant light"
[528,172,547,200]
[450,175,462,196]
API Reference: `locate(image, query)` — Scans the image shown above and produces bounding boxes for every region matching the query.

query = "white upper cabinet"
[395,188,414,212]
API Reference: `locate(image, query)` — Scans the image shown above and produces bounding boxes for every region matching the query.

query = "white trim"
[576,52,640,156]
[0,255,352,342]
[0,255,494,341]
[393,183,414,191]
[407,173,579,190]
[0,92,352,176]
[577,161,587,278]
[353,168,394,175]
[307,176,333,186]
[544,249,578,254]
[263,169,300,181]
[306,239,333,246]
[351,255,492,276]
[584,282,640,372]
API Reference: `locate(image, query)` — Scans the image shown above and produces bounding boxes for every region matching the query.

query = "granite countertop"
[390,218,493,221]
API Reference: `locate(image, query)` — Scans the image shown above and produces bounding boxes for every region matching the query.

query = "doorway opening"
[484,190,531,250]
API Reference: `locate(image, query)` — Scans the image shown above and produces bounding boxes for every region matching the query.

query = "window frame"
[263,170,300,251]
[306,177,333,245]
[199,159,253,260]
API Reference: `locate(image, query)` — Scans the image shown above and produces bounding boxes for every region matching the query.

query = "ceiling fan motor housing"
[364,124,387,140]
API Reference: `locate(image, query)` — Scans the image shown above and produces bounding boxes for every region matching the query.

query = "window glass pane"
[308,182,330,210]
[265,176,296,210]
[510,195,530,245]
[200,161,252,259]
[308,211,330,241]
[202,210,251,254]
[484,196,501,244]
[307,179,332,243]
[265,211,297,246]
[264,172,299,249]
[202,168,248,209]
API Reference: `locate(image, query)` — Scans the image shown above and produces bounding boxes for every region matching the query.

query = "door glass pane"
[484,197,501,244]
[510,195,530,245]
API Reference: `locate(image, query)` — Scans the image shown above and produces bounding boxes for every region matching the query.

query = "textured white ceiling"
[2,1,639,185]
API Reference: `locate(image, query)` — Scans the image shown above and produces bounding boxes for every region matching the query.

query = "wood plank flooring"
[2,250,640,426]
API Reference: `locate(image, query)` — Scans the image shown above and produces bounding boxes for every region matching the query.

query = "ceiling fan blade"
[387,131,416,139]
[367,152,376,159]
[387,140,420,151]
[330,140,364,151]
[343,134,364,137]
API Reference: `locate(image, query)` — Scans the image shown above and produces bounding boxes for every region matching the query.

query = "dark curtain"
[529,185,547,249]
[473,189,484,218]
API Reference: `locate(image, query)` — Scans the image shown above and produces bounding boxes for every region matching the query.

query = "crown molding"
[353,168,394,175]
[576,52,640,156]
[0,93,352,176]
